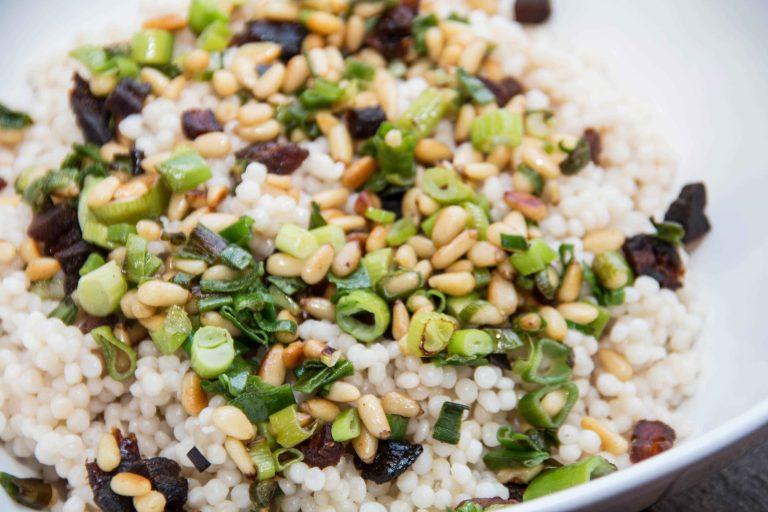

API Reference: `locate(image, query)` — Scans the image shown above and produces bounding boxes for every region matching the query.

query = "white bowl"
[2,0,768,510]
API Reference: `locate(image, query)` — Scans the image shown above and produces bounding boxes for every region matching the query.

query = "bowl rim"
[500,397,768,511]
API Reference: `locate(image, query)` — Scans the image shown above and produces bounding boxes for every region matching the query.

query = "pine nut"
[332,241,361,277]
[225,437,256,476]
[137,280,190,307]
[458,39,487,73]
[520,145,560,179]
[345,14,366,51]
[431,229,477,269]
[503,191,548,221]
[181,371,209,416]
[193,131,231,158]
[306,11,343,34]
[598,349,634,382]
[363,225,387,253]
[282,341,305,368]
[439,43,462,68]
[313,187,349,209]
[162,75,187,100]
[254,63,285,99]
[544,180,560,204]
[200,311,240,336]
[213,69,239,97]
[25,257,61,281]
[464,162,499,180]
[428,271,476,296]
[282,55,310,93]
[413,259,433,280]
[358,394,390,439]
[581,416,629,455]
[138,313,166,331]
[446,259,473,273]
[352,426,378,464]
[0,241,16,264]
[425,26,444,62]
[0,128,24,146]
[173,258,207,275]
[113,179,148,201]
[110,472,151,497]
[455,104,476,141]
[19,237,40,264]
[202,264,239,281]
[431,206,469,247]
[267,253,304,277]
[136,220,161,241]
[487,145,511,170]
[557,302,599,325]
[236,119,282,142]
[407,236,436,258]
[415,138,452,164]
[395,244,418,269]
[381,392,420,418]
[416,193,439,216]
[213,405,256,440]
[261,1,299,21]
[96,433,121,472]
[391,301,410,340]
[259,344,286,385]
[301,297,336,321]
[328,215,366,232]
[325,381,360,402]
[87,176,121,207]
[184,49,210,73]
[488,273,518,315]
[541,389,567,416]
[133,491,166,512]
[374,69,398,120]
[540,306,568,341]
[167,192,189,221]
[329,123,353,164]
[301,398,340,421]
[558,261,583,302]
[303,339,341,367]
[140,67,169,95]
[583,228,626,254]
[109,246,127,266]
[301,245,334,285]
[342,156,377,189]
[468,241,503,268]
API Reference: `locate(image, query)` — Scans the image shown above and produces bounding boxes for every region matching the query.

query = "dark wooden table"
[647,441,768,511]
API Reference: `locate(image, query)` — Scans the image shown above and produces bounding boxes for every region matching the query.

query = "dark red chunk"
[479,76,524,106]
[231,21,308,61]
[583,128,602,165]
[623,234,684,289]
[346,107,387,139]
[300,423,345,468]
[514,0,552,24]
[105,78,151,127]
[77,314,117,334]
[364,3,418,59]
[664,182,711,245]
[353,440,423,483]
[235,141,309,175]
[70,73,113,145]
[630,420,676,463]
[55,240,102,294]
[27,202,79,249]
[505,482,528,502]
[181,109,223,140]
[0,177,7,191]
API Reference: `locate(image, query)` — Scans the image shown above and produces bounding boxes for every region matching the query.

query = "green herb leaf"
[0,102,33,130]
[309,201,327,229]
[500,233,529,251]
[456,68,495,105]
[652,218,685,246]
[293,359,355,394]
[432,401,469,444]
[559,136,592,175]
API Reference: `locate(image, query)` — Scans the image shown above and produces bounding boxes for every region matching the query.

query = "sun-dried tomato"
[105,78,151,127]
[346,107,386,139]
[478,75,524,107]
[353,440,423,483]
[583,128,602,165]
[300,423,345,469]
[664,182,711,245]
[630,420,676,463]
[70,73,112,145]
[514,0,552,24]
[235,141,309,175]
[364,3,418,59]
[623,234,684,289]
[181,109,223,140]
[230,21,308,61]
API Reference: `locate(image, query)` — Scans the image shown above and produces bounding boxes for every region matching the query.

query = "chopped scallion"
[500,233,528,251]
[510,239,558,276]
[249,438,276,481]
[432,401,469,445]
[447,329,494,357]
[79,252,106,276]
[75,260,127,317]
[331,408,362,442]
[91,326,138,382]
[275,223,318,259]
[364,207,396,224]
[150,305,192,354]
[386,413,409,441]
[190,325,235,378]
[470,109,523,153]
[385,218,417,246]
[335,290,390,343]
[157,147,213,192]
[131,29,175,66]
[221,244,254,270]
[269,405,316,448]
[188,0,229,34]
[406,310,458,357]
[48,298,78,325]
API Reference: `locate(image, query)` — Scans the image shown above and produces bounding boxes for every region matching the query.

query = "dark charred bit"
[346,107,387,139]
[186,446,211,472]
[181,109,223,140]
[70,73,113,146]
[129,148,145,175]
[457,497,522,508]
[622,234,684,290]
[630,420,676,463]
[86,461,132,512]
[514,0,552,24]
[55,240,101,294]
[114,429,142,466]
[230,21,308,61]
[300,423,345,468]
[105,78,151,128]
[505,482,528,502]
[364,2,418,59]
[27,202,78,249]
[478,76,524,107]
[379,187,407,217]
[0,177,7,191]
[353,440,423,483]
[664,182,710,245]
[583,128,602,165]
[488,353,512,370]
[235,141,309,175]
[77,313,117,334]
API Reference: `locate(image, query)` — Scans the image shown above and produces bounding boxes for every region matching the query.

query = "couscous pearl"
[474,366,498,389]
[412,485,435,508]
[304,467,326,491]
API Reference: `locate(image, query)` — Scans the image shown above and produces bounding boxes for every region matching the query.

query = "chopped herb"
[294,359,354,394]
[309,201,327,229]
[299,78,345,109]
[411,14,438,55]
[559,136,592,175]
[500,233,529,251]
[432,402,469,444]
[456,68,496,105]
[186,446,211,472]
[0,103,33,130]
[652,218,685,246]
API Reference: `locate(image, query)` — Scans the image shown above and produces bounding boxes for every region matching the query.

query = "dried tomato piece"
[300,423,345,469]
[505,482,528,502]
[346,107,387,139]
[478,75,524,106]
[664,182,711,245]
[235,141,309,175]
[231,21,308,61]
[55,240,101,293]
[583,128,602,165]
[514,0,552,24]
[0,177,7,191]
[622,234,684,290]
[353,190,382,216]
[181,109,223,140]
[353,440,423,483]
[364,3,418,59]
[70,73,113,145]
[630,420,676,463]
[105,78,151,127]
[28,202,79,250]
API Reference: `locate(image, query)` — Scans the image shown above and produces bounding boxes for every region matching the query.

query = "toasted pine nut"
[487,145,511,170]
[261,1,299,20]
[97,433,121,472]
[345,14,366,52]
[301,297,336,321]
[425,26,443,62]
[181,372,209,416]
[598,349,634,382]
[173,258,208,275]
[135,220,161,241]
[325,381,360,402]
[392,301,410,340]
[225,437,256,476]
[413,259,433,280]
[407,235,436,259]
[381,392,420,418]
[306,11,343,34]
[373,69,397,120]
[395,244,418,269]
[415,138,452,164]
[431,206,469,247]
[458,39,488,74]
[162,75,187,100]
[254,63,286,99]
[213,405,256,440]
[445,259,473,273]
[503,191,548,221]
[200,311,240,336]
[431,229,477,269]
[455,104,475,141]
[133,491,166,512]
[468,241,503,268]
[110,472,151,497]
[213,69,239,97]
[193,132,231,158]
[140,67,169,95]
[138,313,166,331]
[332,241,361,277]
[428,271,476,296]
[301,398,341,422]
[581,417,629,455]
[108,246,127,266]
[557,302,599,325]
[236,119,282,142]
[358,394,391,439]
[342,156,377,189]
[313,187,349,209]
[328,215,366,232]
[137,280,190,307]
[282,341,305,369]
[267,253,304,277]
[540,306,568,341]
[87,176,121,207]
[143,13,187,30]
[184,49,210,73]
[352,426,378,464]
[486,221,523,248]
[25,257,61,281]
[282,55,310,93]
[302,245,334,285]
[365,225,389,253]
[583,228,626,254]
[520,145,560,179]
[329,123,353,163]
[464,162,499,180]
[19,238,40,264]
[202,264,239,281]
[488,273,518,315]
[167,192,189,221]
[0,241,16,264]
[259,345,286,385]
[558,261,583,302]
[416,193,439,217]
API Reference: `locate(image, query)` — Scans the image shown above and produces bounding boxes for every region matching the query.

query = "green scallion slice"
[91,326,138,382]
[131,29,175,66]
[364,207,396,224]
[249,438,276,481]
[75,260,127,317]
[157,148,213,193]
[190,325,235,378]
[447,329,494,357]
[470,109,523,153]
[406,310,458,357]
[335,290,390,343]
[269,405,316,448]
[386,414,409,441]
[150,305,192,355]
[432,401,469,445]
[275,223,318,259]
[331,408,361,442]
